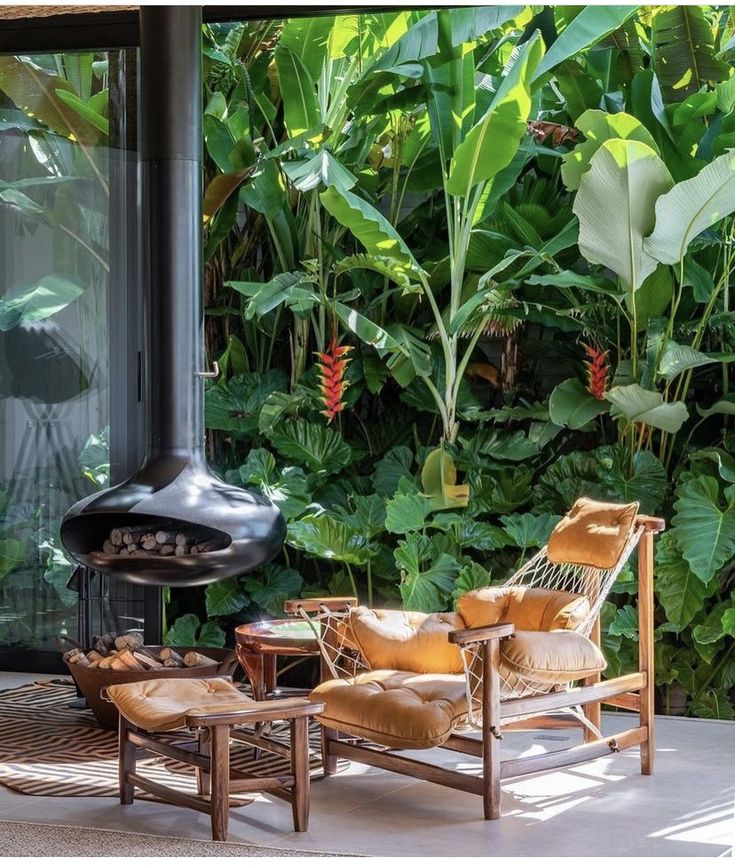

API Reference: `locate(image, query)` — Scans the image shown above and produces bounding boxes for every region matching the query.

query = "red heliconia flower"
[581,343,609,401]
[316,337,352,422]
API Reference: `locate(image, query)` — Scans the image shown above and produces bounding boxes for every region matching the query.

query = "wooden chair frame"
[300,515,664,820]
[115,695,324,840]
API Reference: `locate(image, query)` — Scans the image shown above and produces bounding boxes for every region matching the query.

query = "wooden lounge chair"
[286,498,664,819]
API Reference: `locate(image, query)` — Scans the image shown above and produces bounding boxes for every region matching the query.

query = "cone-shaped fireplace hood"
[60,6,286,587]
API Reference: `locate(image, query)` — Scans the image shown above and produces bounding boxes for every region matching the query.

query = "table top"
[235,619,321,655]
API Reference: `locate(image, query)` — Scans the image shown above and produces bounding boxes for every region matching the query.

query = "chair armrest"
[448,622,515,645]
[283,596,357,614]
[635,515,665,533]
[185,697,325,727]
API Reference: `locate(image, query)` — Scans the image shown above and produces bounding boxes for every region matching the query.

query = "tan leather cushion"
[311,670,468,749]
[106,677,253,732]
[344,607,465,674]
[500,630,607,687]
[457,586,590,632]
[547,497,639,569]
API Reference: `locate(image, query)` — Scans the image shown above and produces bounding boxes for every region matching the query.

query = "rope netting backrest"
[503,523,645,637]
[457,521,645,727]
[296,603,371,680]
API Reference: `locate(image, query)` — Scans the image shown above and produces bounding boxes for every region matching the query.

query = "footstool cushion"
[106,677,253,732]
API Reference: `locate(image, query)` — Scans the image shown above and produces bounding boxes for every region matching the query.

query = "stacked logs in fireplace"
[93,526,223,558]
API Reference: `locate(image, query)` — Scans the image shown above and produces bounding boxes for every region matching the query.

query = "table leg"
[235,646,266,701]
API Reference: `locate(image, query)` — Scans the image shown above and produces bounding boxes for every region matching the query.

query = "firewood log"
[93,633,117,656]
[118,548,131,557]
[98,655,116,670]
[133,651,163,670]
[109,528,123,547]
[115,633,144,652]
[160,647,184,667]
[141,533,157,550]
[190,545,199,554]
[159,544,175,556]
[63,648,82,663]
[175,533,188,547]
[87,650,104,663]
[111,649,144,671]
[87,660,100,669]
[174,545,188,556]
[71,653,91,667]
[103,540,120,555]
[184,651,218,667]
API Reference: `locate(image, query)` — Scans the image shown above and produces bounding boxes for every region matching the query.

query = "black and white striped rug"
[0,680,324,799]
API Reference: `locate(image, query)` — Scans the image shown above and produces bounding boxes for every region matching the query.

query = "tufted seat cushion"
[311,670,469,749]
[106,677,253,732]
[344,607,465,673]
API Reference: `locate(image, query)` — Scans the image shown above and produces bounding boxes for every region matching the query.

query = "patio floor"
[0,671,732,858]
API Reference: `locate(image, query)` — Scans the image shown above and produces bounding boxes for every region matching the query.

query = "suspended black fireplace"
[60,6,286,587]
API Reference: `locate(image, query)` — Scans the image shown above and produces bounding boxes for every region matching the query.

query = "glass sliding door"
[0,49,133,657]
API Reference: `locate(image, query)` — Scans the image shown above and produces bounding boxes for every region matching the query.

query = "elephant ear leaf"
[644,151,735,265]
[395,534,459,612]
[573,139,673,292]
[671,476,735,583]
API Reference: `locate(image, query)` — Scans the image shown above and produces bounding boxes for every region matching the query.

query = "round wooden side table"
[234,619,321,701]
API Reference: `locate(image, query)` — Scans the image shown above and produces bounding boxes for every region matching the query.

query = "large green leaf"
[500,512,560,549]
[658,341,725,381]
[445,33,543,198]
[229,272,317,320]
[561,109,659,191]
[205,578,249,618]
[164,614,226,648]
[651,6,730,101]
[395,533,459,612]
[606,384,688,433]
[269,419,352,475]
[671,476,735,583]
[655,533,718,629]
[597,447,668,516]
[238,448,311,521]
[243,564,303,618]
[573,139,673,292]
[274,46,320,137]
[320,186,418,270]
[373,446,414,497]
[549,377,608,429]
[0,56,101,144]
[385,491,431,534]
[279,16,333,81]
[644,151,735,265]
[532,6,638,80]
[0,275,85,331]
[424,11,475,163]
[205,370,287,436]
[287,513,372,565]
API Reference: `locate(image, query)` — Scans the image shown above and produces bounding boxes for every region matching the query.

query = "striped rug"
[0,680,325,799]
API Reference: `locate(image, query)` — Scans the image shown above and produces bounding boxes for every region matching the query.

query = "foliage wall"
[178,5,735,720]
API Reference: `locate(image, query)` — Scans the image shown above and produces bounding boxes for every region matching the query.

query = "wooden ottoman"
[104,677,324,841]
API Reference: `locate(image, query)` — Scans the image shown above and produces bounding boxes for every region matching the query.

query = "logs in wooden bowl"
[59,633,237,729]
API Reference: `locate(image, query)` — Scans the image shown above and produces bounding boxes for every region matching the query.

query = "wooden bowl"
[65,646,237,729]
